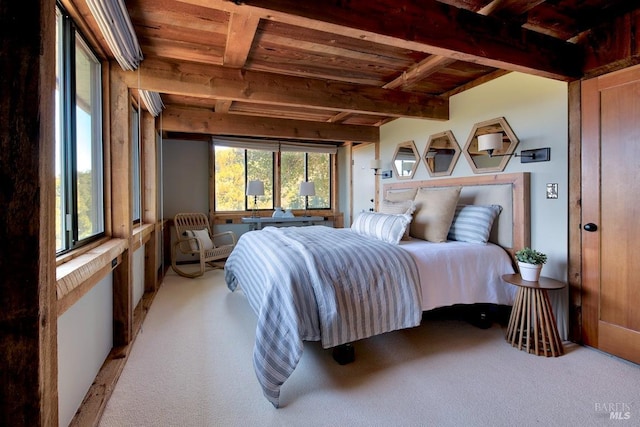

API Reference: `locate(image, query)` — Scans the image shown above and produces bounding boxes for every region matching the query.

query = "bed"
[224,172,530,407]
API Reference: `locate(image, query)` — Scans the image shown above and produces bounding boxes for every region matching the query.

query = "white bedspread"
[399,239,517,311]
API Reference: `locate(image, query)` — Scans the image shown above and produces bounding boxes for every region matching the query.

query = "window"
[213,139,334,213]
[281,152,331,209]
[55,5,104,253]
[214,146,274,211]
[131,104,141,223]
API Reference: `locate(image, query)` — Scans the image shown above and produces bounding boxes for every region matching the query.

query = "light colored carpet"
[99,269,640,427]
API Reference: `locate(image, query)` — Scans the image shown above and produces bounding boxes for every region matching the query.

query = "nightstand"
[502,274,565,357]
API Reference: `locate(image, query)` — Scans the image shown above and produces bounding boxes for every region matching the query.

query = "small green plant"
[515,247,547,265]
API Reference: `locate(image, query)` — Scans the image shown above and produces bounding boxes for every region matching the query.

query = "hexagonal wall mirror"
[463,117,519,174]
[392,140,419,179]
[423,130,460,177]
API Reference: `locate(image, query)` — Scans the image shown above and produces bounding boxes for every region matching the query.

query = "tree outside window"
[214,143,331,213]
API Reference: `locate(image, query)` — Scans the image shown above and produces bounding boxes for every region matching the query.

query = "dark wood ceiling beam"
[124,58,449,120]
[223,12,260,67]
[162,106,379,143]
[177,0,582,80]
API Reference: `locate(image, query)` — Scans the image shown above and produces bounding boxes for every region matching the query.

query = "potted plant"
[515,247,547,281]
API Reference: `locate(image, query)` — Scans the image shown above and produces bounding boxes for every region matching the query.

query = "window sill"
[56,238,127,316]
[131,223,155,252]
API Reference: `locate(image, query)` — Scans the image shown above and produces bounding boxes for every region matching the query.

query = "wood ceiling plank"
[177,0,582,80]
[162,106,380,143]
[139,43,225,65]
[129,5,229,34]
[442,68,511,97]
[125,58,450,119]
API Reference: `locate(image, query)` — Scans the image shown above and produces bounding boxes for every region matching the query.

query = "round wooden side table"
[502,274,565,357]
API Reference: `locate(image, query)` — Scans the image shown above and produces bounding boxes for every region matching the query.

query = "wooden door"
[582,65,640,364]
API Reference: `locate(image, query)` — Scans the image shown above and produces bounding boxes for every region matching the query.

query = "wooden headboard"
[383,173,530,261]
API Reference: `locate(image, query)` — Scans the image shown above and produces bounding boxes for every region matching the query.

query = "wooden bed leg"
[332,343,355,365]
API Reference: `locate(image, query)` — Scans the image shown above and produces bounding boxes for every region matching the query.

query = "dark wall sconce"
[370,159,393,178]
[478,133,550,163]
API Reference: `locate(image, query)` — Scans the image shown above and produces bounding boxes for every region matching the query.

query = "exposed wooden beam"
[383,55,457,90]
[215,99,233,113]
[161,106,379,143]
[178,0,582,80]
[124,58,449,120]
[224,12,260,67]
[327,111,352,124]
[329,55,455,123]
[581,11,640,78]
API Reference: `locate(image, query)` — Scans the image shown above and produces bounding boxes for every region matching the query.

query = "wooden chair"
[171,212,237,278]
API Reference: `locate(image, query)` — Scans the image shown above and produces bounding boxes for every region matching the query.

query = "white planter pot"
[518,262,542,282]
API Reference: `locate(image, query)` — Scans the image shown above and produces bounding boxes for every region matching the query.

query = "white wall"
[133,244,145,307]
[58,273,113,427]
[377,72,569,336]
[379,72,568,279]
[162,139,210,220]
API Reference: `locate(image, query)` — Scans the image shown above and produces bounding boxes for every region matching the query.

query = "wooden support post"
[110,67,133,346]
[0,2,58,425]
[142,111,159,292]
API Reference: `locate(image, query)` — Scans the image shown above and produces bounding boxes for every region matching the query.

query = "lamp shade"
[246,180,264,196]
[299,181,316,197]
[477,133,503,152]
[370,159,381,170]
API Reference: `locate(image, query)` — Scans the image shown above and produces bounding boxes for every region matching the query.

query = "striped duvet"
[224,225,422,407]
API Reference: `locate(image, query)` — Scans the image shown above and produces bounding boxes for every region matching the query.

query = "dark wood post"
[0,0,58,425]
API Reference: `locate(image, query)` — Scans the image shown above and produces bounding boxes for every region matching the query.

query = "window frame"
[213,142,334,214]
[131,100,142,224]
[55,3,105,255]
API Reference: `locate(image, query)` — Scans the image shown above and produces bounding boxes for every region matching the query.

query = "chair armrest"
[173,237,200,255]
[212,231,237,247]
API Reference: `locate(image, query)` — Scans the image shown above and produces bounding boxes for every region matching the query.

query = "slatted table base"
[505,287,564,357]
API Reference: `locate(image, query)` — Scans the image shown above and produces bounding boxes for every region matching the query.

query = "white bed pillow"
[378,199,416,240]
[184,228,214,251]
[447,204,502,244]
[351,212,411,244]
[410,186,461,242]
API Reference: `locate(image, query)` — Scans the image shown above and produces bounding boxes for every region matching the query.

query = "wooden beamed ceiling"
[68,0,640,144]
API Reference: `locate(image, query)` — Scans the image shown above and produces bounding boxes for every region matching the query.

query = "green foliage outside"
[56,170,102,251]
[215,147,331,212]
